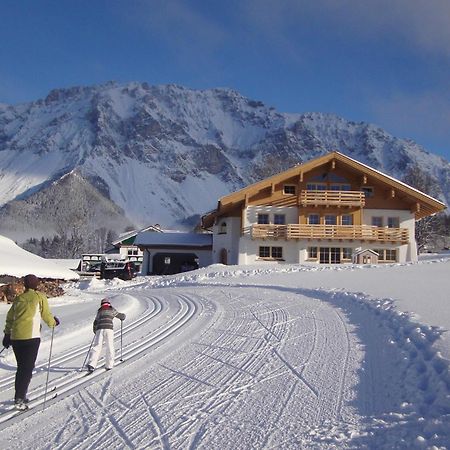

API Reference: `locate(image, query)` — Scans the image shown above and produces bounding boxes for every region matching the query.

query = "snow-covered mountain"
[0,81,449,240]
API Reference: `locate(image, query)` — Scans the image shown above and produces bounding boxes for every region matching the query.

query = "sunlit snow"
[0,241,449,448]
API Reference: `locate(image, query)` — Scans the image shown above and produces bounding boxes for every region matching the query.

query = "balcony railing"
[300,190,365,207]
[251,224,409,244]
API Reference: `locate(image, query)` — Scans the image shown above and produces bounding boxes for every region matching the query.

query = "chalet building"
[202,152,446,265]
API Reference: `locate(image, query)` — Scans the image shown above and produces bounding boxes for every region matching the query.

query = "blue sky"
[1,0,449,160]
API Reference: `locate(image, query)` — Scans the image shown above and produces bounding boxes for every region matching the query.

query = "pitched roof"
[202,151,446,225]
[354,249,379,256]
[134,232,212,248]
[112,224,163,246]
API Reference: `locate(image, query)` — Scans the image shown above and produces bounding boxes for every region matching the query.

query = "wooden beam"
[271,183,275,194]
[244,193,249,207]
[299,171,303,182]
[386,188,396,199]
[411,202,421,214]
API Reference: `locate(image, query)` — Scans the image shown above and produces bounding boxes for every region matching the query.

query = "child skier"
[86,298,125,373]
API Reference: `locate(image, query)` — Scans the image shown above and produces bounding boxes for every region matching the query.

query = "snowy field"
[0,255,449,449]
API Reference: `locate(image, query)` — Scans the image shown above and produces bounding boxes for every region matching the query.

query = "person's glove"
[121,314,126,321]
[54,316,60,327]
[2,334,11,349]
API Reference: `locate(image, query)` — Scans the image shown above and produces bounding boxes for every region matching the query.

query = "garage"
[134,232,213,275]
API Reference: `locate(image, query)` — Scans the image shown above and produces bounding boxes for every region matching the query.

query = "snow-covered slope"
[0,82,448,240]
[0,256,449,448]
[0,235,79,280]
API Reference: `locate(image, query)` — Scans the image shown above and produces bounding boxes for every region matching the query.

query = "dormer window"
[283,185,296,195]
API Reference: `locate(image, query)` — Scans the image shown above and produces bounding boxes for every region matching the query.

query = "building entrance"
[319,247,341,264]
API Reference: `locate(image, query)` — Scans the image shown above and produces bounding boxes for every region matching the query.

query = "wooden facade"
[202,152,446,265]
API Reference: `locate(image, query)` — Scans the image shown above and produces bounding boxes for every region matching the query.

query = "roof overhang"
[201,151,446,226]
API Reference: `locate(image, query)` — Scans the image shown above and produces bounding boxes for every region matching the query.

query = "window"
[258,246,283,259]
[320,247,341,264]
[219,221,227,234]
[372,217,383,227]
[385,249,397,261]
[308,214,320,225]
[341,215,353,225]
[283,185,296,195]
[330,184,351,191]
[306,183,327,191]
[388,217,399,228]
[325,215,337,225]
[274,214,286,225]
[342,248,352,260]
[308,247,318,259]
[361,187,374,198]
[257,213,269,224]
[374,249,397,262]
[271,247,283,259]
[128,249,138,256]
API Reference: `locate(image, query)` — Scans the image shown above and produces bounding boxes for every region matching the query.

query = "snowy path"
[0,274,449,449]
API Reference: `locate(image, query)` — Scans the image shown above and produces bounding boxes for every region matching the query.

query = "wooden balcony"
[251,224,409,244]
[300,190,366,208]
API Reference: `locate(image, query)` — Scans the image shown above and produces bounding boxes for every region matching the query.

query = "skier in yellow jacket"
[2,274,59,410]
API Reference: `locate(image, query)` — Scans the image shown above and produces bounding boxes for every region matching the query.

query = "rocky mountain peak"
[0,81,448,242]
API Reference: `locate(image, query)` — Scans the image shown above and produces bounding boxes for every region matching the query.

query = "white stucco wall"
[362,209,417,263]
[244,205,298,228]
[238,236,299,265]
[213,206,419,266]
[237,206,299,265]
[212,217,241,264]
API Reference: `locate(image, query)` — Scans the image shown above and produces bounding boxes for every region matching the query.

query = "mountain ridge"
[0,81,448,241]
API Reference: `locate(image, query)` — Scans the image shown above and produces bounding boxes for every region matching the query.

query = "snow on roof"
[333,151,446,207]
[354,248,379,256]
[0,235,79,280]
[113,225,164,245]
[134,232,212,247]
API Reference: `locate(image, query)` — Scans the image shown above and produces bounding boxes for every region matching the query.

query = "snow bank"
[0,235,79,280]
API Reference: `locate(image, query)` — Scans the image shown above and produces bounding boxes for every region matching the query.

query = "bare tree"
[403,165,446,252]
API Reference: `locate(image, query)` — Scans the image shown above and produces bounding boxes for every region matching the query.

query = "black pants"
[12,338,40,401]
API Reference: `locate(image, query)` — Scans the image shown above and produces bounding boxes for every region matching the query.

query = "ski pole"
[81,335,95,371]
[120,320,123,362]
[43,327,55,411]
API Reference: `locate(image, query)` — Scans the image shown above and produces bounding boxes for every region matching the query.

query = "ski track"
[0,284,449,449]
